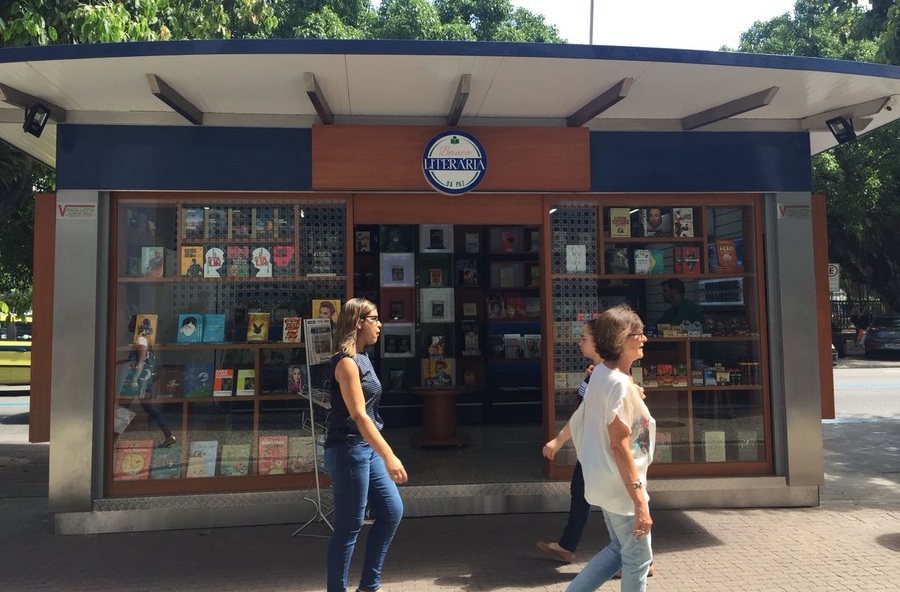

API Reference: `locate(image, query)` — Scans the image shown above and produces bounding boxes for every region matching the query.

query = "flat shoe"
[536,540,575,563]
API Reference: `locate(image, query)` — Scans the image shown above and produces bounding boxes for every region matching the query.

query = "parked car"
[863,314,900,359]
[0,322,32,385]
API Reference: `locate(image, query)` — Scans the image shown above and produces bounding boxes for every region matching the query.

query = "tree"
[736,0,900,311]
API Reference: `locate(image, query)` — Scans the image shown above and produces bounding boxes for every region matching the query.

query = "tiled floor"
[384,423,547,486]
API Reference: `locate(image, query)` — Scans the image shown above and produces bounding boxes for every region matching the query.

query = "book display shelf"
[548,197,771,480]
[107,195,347,496]
[352,224,542,426]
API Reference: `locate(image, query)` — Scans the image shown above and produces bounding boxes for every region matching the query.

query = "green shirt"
[658,298,704,326]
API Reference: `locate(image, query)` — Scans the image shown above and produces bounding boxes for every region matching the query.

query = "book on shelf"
[203,246,225,277]
[524,296,540,319]
[219,443,251,476]
[355,230,372,253]
[236,369,255,396]
[213,368,235,397]
[388,368,406,390]
[287,364,304,394]
[605,247,630,274]
[503,334,523,359]
[714,239,742,273]
[227,206,253,239]
[140,246,168,278]
[674,246,701,274]
[498,264,516,288]
[503,291,526,319]
[132,313,158,347]
[288,435,316,473]
[180,245,205,277]
[486,294,504,319]
[113,439,154,481]
[672,207,694,237]
[202,313,225,343]
[464,232,480,253]
[251,246,273,277]
[500,231,516,253]
[253,207,277,238]
[565,245,587,273]
[528,264,540,287]
[524,334,542,358]
[225,245,250,277]
[310,239,334,274]
[257,435,289,475]
[206,207,228,239]
[631,364,644,387]
[422,358,454,387]
[462,323,481,356]
[429,268,444,287]
[176,313,204,344]
[246,311,270,343]
[641,207,672,237]
[154,364,184,398]
[312,299,341,323]
[186,440,219,478]
[654,432,673,463]
[426,335,446,358]
[554,372,568,389]
[182,207,206,239]
[272,245,295,276]
[428,227,446,250]
[526,228,540,252]
[149,446,182,479]
[456,259,478,286]
[703,430,727,463]
[462,301,478,318]
[737,430,758,461]
[305,318,335,364]
[673,363,688,387]
[657,363,674,387]
[644,364,658,387]
[633,249,664,274]
[183,361,214,397]
[609,207,632,238]
[282,316,302,343]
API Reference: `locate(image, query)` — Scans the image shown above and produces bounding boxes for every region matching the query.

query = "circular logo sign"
[422,130,487,195]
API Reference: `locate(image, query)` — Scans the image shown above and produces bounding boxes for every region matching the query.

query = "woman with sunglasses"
[568,304,655,592]
[324,298,407,592]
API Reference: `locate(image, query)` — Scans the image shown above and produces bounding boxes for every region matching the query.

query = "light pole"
[589,0,594,44]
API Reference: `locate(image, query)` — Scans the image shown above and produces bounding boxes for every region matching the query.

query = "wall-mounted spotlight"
[826,115,856,145]
[23,103,51,138]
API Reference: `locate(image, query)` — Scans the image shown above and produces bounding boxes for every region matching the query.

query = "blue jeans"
[565,509,653,592]
[324,439,403,592]
[559,461,591,552]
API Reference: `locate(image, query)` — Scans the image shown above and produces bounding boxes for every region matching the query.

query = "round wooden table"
[407,386,472,447]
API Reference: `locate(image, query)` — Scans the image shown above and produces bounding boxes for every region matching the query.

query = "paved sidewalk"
[1,418,898,591]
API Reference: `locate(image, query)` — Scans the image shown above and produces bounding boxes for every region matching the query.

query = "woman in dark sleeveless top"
[324,298,406,592]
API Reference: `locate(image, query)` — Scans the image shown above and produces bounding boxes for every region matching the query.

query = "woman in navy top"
[324,298,406,592]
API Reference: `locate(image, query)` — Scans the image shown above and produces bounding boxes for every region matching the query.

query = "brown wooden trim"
[811,194,835,419]
[352,193,544,225]
[108,471,326,496]
[313,126,590,191]
[28,194,55,443]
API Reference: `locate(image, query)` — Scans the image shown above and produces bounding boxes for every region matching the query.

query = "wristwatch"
[630,480,644,490]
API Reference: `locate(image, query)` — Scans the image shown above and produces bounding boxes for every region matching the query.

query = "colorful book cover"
[113,439,154,481]
[251,246,273,277]
[673,363,688,387]
[673,207,694,237]
[428,268,444,287]
[503,334,523,359]
[141,246,166,278]
[180,245,205,277]
[246,311,270,343]
[715,239,742,273]
[183,361,214,397]
[288,435,316,474]
[186,440,219,478]
[312,299,341,323]
[272,245,295,276]
[176,313,204,344]
[282,316,302,343]
[422,357,454,387]
[228,206,253,239]
[633,249,664,274]
[132,313,158,347]
[287,364,304,394]
[524,334,542,358]
[642,207,672,236]
[225,245,250,277]
[155,364,184,398]
[149,446,182,479]
[503,291,526,319]
[182,207,206,239]
[253,207,277,238]
[657,363,675,387]
[219,444,251,476]
[654,432,673,463]
[236,368,256,396]
[213,368,235,397]
[609,207,631,238]
[675,246,701,274]
[257,435,289,475]
[203,246,225,277]
[605,247,630,274]
[206,207,228,239]
[500,231,516,253]
[202,313,226,343]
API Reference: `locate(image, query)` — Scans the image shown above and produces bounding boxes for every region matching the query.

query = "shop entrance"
[351,194,548,484]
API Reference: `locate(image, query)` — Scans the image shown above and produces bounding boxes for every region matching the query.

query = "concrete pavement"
[1,408,899,590]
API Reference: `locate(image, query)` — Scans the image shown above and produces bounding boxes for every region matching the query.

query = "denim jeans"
[565,509,652,592]
[559,461,591,552]
[324,439,403,592]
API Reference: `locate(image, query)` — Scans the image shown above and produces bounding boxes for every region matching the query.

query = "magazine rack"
[292,318,335,537]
